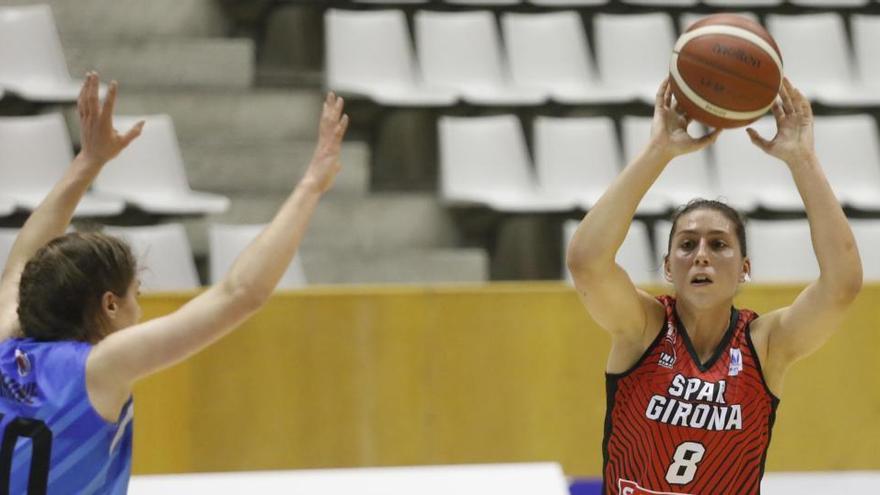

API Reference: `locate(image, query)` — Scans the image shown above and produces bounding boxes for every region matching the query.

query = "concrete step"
[0,0,227,41]
[65,39,254,89]
[101,89,323,142]
[181,193,460,256]
[300,248,489,284]
[180,140,370,196]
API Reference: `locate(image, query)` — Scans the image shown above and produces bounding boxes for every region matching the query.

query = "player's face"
[665,209,750,307]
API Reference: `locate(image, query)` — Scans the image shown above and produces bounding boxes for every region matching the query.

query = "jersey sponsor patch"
[728,348,743,376]
[658,323,677,369]
[619,479,694,495]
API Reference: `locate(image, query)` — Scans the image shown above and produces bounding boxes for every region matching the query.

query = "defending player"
[566,77,861,494]
[0,72,348,493]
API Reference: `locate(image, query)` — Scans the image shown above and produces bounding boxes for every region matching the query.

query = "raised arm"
[86,93,349,419]
[748,79,862,384]
[0,72,143,342]
[566,79,720,361]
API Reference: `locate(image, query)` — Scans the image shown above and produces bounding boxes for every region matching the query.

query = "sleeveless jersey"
[0,338,133,494]
[603,296,778,495]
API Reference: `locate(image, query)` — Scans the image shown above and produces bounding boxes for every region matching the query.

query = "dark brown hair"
[17,232,137,343]
[667,198,748,257]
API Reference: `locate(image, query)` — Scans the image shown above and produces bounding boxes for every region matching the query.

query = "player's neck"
[675,298,732,361]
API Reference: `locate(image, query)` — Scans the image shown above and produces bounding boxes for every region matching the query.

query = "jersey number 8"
[665,441,705,485]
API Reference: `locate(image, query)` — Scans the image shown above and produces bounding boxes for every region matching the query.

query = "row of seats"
[314,1,880,6]
[563,218,880,284]
[0,113,228,217]
[326,9,880,106]
[0,224,306,292]
[439,114,880,213]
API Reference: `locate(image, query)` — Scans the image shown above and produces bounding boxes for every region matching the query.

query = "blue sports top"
[0,338,132,494]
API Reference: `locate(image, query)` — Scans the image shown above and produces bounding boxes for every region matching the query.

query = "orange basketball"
[670,14,783,129]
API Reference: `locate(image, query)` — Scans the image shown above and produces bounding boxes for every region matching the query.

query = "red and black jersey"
[602,295,779,495]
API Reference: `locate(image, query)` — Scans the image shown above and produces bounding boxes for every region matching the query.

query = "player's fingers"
[746,127,771,152]
[655,78,668,107]
[664,81,673,108]
[119,120,145,148]
[779,79,794,115]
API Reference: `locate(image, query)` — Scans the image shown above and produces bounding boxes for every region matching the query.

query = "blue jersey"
[0,338,133,494]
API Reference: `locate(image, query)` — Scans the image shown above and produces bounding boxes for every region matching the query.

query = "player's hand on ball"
[650,78,721,159]
[746,78,815,165]
[304,92,350,193]
[78,71,144,167]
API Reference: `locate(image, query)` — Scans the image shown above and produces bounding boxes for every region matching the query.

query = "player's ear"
[663,254,673,283]
[740,257,752,283]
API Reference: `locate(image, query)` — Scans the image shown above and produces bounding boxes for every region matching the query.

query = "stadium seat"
[444,0,521,4]
[0,114,124,216]
[415,11,547,105]
[766,14,855,104]
[438,115,573,212]
[812,115,880,211]
[747,219,817,283]
[324,9,456,107]
[527,0,609,5]
[593,13,677,104]
[679,12,760,32]
[839,14,880,106]
[502,11,635,104]
[208,223,307,288]
[621,116,717,214]
[620,0,697,6]
[563,219,659,285]
[702,0,782,5]
[95,115,230,215]
[532,116,622,209]
[102,223,200,291]
[0,5,89,102]
[849,220,880,281]
[713,118,803,212]
[789,0,867,6]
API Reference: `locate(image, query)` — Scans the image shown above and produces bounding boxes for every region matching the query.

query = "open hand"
[304,92,349,193]
[78,71,144,166]
[650,78,720,159]
[746,78,815,165]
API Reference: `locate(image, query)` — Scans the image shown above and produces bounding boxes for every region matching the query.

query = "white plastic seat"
[0,6,89,102]
[747,219,817,283]
[324,9,456,107]
[102,223,200,291]
[840,15,880,106]
[438,115,573,212]
[849,220,880,281]
[533,116,622,209]
[527,0,608,4]
[0,114,124,216]
[208,223,307,288]
[563,219,659,285]
[415,11,547,106]
[790,0,867,6]
[502,12,635,104]
[713,118,802,211]
[812,115,880,211]
[702,0,782,5]
[593,13,676,104]
[621,116,717,214]
[679,12,760,32]
[95,115,229,215]
[621,0,697,5]
[766,14,855,104]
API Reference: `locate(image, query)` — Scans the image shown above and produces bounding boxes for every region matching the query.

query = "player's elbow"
[821,269,862,307]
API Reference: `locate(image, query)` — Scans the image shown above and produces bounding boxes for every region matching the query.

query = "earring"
[742,273,751,282]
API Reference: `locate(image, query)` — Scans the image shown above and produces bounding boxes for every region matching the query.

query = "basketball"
[670,14,783,129]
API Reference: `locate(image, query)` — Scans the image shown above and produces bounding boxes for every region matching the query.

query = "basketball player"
[566,77,862,495]
[0,72,349,493]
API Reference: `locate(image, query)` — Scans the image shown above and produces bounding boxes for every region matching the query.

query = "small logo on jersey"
[658,323,677,369]
[14,349,31,377]
[728,348,743,376]
[619,479,693,495]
